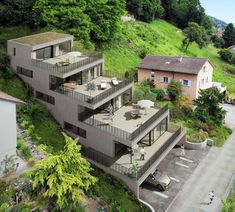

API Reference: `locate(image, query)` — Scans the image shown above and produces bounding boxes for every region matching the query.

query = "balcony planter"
[185,139,207,150]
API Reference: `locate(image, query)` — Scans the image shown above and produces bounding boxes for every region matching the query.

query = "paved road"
[167,104,235,212]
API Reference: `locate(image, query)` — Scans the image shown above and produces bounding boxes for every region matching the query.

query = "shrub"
[188,129,208,143]
[218,49,235,64]
[17,139,33,161]
[167,80,181,101]
[152,88,165,100]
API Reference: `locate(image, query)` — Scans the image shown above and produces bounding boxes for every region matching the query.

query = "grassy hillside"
[103,20,235,96]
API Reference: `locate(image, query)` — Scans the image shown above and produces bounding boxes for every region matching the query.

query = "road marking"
[176,162,190,168]
[180,157,193,163]
[169,177,180,182]
[153,191,169,199]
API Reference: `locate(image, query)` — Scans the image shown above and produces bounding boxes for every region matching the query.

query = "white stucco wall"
[0,100,17,172]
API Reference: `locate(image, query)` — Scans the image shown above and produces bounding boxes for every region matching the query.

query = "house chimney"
[178,55,183,62]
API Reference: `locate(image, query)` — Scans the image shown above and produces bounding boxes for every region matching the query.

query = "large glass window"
[36,91,55,105]
[64,121,87,138]
[36,46,53,60]
[17,67,33,78]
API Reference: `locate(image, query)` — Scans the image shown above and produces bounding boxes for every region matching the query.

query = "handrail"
[82,106,168,141]
[31,53,103,74]
[136,127,182,179]
[129,106,168,140]
[83,127,183,180]
[54,78,133,105]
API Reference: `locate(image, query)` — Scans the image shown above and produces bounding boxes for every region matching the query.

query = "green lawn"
[102,20,235,96]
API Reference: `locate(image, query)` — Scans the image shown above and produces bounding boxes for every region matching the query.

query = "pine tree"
[29,133,97,210]
[223,23,235,48]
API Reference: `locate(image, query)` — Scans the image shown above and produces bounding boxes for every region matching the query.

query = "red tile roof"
[138,56,210,75]
[0,91,25,104]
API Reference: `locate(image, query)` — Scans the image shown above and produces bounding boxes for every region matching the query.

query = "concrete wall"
[0,100,17,172]
[196,61,213,98]
[7,39,134,158]
[138,62,213,100]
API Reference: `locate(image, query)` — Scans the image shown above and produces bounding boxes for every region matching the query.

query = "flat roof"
[0,91,25,104]
[10,32,72,46]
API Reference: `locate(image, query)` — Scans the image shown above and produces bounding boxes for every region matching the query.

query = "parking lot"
[139,146,210,212]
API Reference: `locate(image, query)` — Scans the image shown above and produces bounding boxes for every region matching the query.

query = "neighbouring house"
[228,45,235,52]
[0,91,24,174]
[7,32,186,197]
[138,56,214,100]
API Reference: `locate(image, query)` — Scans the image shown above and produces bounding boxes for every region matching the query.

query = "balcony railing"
[136,126,182,179]
[129,106,168,140]
[83,126,183,180]
[54,78,133,105]
[82,105,168,141]
[31,53,103,74]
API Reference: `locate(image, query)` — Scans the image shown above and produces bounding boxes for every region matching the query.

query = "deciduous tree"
[34,0,125,44]
[167,80,181,101]
[182,22,209,50]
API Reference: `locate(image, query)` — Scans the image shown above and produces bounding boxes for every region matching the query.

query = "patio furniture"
[137,100,154,115]
[63,82,77,89]
[111,77,119,85]
[55,61,70,67]
[100,80,107,90]
[130,110,140,119]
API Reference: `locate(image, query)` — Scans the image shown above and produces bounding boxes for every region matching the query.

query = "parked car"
[145,169,171,191]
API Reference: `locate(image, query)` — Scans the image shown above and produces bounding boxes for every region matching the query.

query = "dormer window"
[203,66,206,72]
[13,48,16,56]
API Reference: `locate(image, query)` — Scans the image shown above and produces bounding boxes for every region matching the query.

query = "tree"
[163,0,206,29]
[126,0,164,22]
[167,80,181,101]
[218,49,235,64]
[29,134,97,210]
[182,22,209,50]
[194,87,226,125]
[0,0,41,27]
[223,23,235,48]
[211,35,225,48]
[0,155,16,174]
[34,0,125,44]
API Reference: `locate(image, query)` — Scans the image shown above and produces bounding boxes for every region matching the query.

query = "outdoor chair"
[111,77,119,85]
[100,80,107,90]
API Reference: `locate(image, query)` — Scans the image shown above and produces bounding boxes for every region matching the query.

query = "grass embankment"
[0,26,145,211]
[103,20,235,96]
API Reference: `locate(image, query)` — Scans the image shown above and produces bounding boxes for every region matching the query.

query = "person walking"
[180,144,185,156]
[140,147,146,160]
[208,190,215,205]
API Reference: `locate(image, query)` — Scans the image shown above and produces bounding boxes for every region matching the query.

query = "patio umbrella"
[137,100,154,109]
[137,100,154,115]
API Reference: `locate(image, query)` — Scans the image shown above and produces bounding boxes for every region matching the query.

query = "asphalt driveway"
[140,147,210,212]
[166,103,235,212]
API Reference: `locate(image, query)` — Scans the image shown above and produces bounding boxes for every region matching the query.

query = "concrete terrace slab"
[113,131,173,169]
[93,105,159,133]
[43,53,89,65]
[74,76,117,97]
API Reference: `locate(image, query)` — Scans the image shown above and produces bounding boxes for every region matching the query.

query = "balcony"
[54,76,133,106]
[83,126,184,180]
[32,52,103,74]
[82,105,168,141]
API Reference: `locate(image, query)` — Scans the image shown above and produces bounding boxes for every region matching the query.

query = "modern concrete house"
[0,91,24,174]
[138,56,214,99]
[7,32,186,196]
